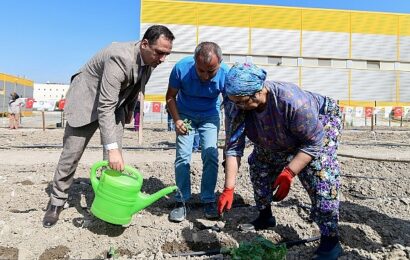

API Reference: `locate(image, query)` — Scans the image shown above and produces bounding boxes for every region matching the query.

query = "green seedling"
[183,119,193,132]
[107,246,118,259]
[229,237,287,260]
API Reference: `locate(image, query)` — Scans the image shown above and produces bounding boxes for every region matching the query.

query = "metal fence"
[1,106,409,131]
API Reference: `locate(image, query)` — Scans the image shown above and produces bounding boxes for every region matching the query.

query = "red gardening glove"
[217,187,234,215]
[272,166,295,201]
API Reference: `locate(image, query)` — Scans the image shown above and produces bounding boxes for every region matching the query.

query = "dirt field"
[0,123,409,259]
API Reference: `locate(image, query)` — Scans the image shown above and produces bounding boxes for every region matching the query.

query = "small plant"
[183,119,193,132]
[107,246,118,259]
[229,237,287,260]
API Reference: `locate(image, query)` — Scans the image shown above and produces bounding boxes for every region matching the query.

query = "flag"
[394,107,403,117]
[152,102,161,113]
[365,107,373,118]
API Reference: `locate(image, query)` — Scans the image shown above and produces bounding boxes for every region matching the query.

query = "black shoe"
[43,205,64,228]
[312,241,343,260]
[203,202,218,220]
[169,202,188,223]
[247,215,276,231]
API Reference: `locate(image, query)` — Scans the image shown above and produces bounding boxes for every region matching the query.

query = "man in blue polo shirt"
[165,42,229,222]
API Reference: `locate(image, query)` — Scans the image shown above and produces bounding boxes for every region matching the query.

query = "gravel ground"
[0,123,409,259]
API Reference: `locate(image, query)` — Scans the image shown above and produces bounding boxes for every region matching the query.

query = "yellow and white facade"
[0,73,34,115]
[141,0,410,107]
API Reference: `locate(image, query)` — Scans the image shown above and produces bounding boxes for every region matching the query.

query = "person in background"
[166,42,229,222]
[8,92,24,129]
[42,25,174,228]
[218,63,343,260]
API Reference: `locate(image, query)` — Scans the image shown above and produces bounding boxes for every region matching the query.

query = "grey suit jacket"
[64,41,153,145]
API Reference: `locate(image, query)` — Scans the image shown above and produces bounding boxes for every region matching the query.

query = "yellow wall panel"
[145,94,165,102]
[302,9,350,33]
[399,15,410,36]
[251,6,300,30]
[198,3,249,27]
[351,12,397,35]
[141,0,197,25]
[0,73,33,87]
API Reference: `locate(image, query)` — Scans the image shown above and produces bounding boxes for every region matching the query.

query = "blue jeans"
[193,131,200,151]
[174,114,220,203]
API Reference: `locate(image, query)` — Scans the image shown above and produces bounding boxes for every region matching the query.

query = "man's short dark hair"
[194,42,223,64]
[143,25,175,45]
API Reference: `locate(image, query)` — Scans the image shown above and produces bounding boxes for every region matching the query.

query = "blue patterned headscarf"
[225,63,267,96]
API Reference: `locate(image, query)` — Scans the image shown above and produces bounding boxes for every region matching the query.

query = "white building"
[33,82,69,102]
[141,0,410,109]
[33,82,69,111]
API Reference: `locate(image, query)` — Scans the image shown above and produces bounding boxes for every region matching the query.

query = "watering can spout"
[134,186,178,213]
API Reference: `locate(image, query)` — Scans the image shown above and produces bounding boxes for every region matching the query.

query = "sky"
[1,0,409,84]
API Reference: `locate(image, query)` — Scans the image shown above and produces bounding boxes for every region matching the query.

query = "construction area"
[0,0,409,259]
[0,120,409,259]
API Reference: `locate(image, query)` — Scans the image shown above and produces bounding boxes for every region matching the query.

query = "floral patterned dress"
[225,80,342,237]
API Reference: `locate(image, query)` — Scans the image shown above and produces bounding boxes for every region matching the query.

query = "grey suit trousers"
[50,118,124,206]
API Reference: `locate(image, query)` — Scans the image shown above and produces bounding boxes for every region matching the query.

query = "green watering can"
[90,161,177,225]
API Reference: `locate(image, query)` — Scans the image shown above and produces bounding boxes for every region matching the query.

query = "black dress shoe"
[43,205,64,228]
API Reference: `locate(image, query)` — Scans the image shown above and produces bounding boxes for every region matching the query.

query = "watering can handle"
[90,161,109,192]
[90,161,143,192]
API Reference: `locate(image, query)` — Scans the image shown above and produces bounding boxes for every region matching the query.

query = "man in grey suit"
[43,25,174,228]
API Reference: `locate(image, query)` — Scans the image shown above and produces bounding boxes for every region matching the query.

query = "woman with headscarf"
[218,63,343,259]
[8,92,23,129]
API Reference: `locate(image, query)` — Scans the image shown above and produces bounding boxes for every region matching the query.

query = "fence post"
[374,101,377,126]
[371,112,374,131]
[41,110,45,131]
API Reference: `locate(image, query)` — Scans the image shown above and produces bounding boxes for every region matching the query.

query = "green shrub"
[229,237,287,260]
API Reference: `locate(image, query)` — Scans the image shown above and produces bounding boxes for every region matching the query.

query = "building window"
[332,59,347,68]
[380,61,394,70]
[303,58,318,67]
[367,61,380,69]
[318,58,331,67]
[230,55,247,63]
[268,56,282,65]
[282,57,298,66]
[222,54,230,63]
[400,62,410,71]
[350,60,367,69]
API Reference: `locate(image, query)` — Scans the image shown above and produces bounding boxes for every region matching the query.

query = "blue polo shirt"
[169,56,229,118]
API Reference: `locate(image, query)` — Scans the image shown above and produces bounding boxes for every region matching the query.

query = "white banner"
[404,106,410,116]
[355,107,363,117]
[384,106,392,118]
[373,107,381,115]
[144,101,151,113]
